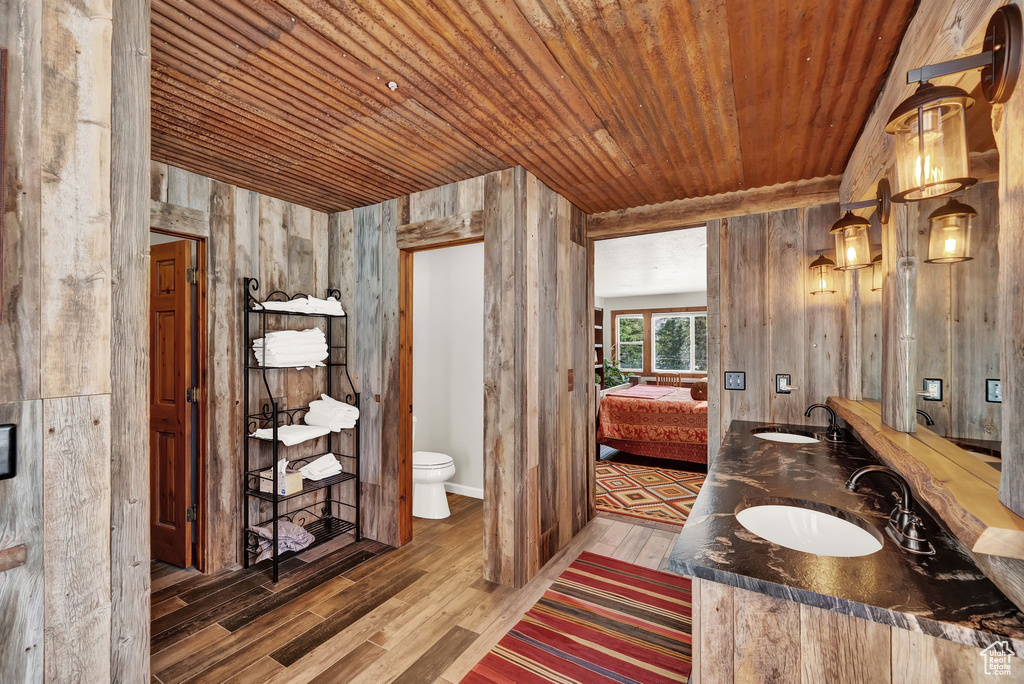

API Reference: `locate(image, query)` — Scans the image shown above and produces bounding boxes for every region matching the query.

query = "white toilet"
[412,416,456,519]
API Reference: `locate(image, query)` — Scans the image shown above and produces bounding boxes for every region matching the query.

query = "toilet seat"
[413,451,454,468]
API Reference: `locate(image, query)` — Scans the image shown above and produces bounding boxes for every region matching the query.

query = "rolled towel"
[250,424,331,446]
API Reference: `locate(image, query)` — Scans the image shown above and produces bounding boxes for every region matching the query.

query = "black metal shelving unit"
[242,277,360,582]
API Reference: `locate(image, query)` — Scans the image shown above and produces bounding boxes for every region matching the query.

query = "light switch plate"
[725,371,746,391]
[776,374,792,394]
[987,379,1002,403]
[922,378,943,402]
[0,424,15,480]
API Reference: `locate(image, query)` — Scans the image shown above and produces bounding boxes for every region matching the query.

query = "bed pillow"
[690,380,708,400]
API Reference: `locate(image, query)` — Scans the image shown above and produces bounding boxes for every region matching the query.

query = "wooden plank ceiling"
[151,0,917,214]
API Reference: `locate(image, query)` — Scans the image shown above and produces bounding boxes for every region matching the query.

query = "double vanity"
[670,411,1024,683]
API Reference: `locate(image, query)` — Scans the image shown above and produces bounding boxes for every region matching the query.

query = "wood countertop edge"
[828,397,1024,561]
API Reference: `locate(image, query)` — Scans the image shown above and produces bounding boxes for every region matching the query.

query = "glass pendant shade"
[925,197,976,263]
[830,212,872,271]
[886,83,976,202]
[870,254,883,291]
[809,255,837,295]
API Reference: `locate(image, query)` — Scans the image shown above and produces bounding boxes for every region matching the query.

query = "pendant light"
[925,197,976,263]
[830,211,873,271]
[809,255,837,295]
[886,6,1021,202]
[870,254,883,292]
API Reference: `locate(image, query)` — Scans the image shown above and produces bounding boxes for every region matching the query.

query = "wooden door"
[150,240,193,567]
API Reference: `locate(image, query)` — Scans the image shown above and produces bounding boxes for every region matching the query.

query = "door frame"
[150,227,209,572]
[397,237,485,546]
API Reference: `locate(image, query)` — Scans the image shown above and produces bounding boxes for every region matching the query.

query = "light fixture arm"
[841,199,880,212]
[907,51,995,85]
[838,179,891,224]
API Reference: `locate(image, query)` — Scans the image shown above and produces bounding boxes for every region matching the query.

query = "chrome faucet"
[804,404,844,442]
[916,409,935,426]
[845,466,934,555]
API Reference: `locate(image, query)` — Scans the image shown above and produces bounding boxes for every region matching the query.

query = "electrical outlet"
[0,424,15,480]
[921,378,943,402]
[987,379,1002,403]
[725,371,746,391]
[776,374,795,394]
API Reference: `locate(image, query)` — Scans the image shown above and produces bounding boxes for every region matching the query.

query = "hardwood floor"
[150,494,680,683]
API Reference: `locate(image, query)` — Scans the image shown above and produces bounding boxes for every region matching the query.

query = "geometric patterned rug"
[596,461,705,527]
[462,551,693,683]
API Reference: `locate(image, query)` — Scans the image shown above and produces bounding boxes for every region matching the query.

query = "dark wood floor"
[150,495,677,683]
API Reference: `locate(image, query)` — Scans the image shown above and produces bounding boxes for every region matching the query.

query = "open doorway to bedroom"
[592,226,710,534]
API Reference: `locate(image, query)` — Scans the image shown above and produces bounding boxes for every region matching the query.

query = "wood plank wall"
[712,202,850,442]
[691,579,1013,683]
[330,168,592,586]
[908,182,1001,440]
[150,163,334,573]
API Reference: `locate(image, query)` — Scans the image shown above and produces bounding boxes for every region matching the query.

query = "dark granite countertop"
[668,420,1024,650]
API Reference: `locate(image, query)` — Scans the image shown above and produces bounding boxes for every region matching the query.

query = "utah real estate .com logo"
[980,641,1015,677]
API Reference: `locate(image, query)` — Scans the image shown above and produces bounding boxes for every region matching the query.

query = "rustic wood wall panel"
[706,202,848,445]
[994,1,1024,520]
[719,214,770,428]
[43,395,112,682]
[693,579,1010,683]
[949,182,1001,441]
[882,175,918,433]
[0,401,43,681]
[766,208,807,426]
[150,0,915,214]
[379,199,403,547]
[110,0,152,675]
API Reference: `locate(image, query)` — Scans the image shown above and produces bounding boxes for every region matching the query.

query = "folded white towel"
[250,424,331,446]
[253,328,329,368]
[299,453,344,480]
[255,297,345,316]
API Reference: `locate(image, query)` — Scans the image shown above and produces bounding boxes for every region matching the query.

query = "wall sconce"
[832,179,890,272]
[870,253,883,292]
[809,255,837,295]
[925,197,976,263]
[885,6,1022,203]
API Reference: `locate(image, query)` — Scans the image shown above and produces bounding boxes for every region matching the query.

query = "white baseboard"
[444,482,483,499]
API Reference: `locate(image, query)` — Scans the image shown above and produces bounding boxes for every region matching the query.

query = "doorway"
[149,230,207,570]
[398,239,485,542]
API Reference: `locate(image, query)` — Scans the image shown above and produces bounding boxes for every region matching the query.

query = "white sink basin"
[736,501,883,557]
[751,429,819,444]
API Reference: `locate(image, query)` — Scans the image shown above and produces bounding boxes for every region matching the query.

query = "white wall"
[413,243,485,498]
[600,292,708,353]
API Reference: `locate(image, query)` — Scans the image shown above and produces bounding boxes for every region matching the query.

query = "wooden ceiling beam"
[841,0,1003,202]
[587,175,841,240]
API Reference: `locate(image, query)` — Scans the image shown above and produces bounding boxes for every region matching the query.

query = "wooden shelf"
[829,397,1024,560]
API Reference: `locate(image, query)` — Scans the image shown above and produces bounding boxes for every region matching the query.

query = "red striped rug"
[462,552,693,683]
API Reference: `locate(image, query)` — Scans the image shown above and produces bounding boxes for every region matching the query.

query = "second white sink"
[751,428,819,444]
[736,500,883,557]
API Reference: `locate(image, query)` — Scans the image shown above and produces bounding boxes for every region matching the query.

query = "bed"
[597,384,708,464]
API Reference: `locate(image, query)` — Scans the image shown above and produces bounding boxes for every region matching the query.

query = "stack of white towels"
[253,328,328,368]
[298,453,344,481]
[304,394,359,431]
[255,296,345,317]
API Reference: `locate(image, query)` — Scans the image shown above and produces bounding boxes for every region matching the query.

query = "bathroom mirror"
[859,213,884,403]
[911,181,1001,451]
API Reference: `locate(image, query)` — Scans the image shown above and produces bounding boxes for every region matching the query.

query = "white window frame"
[652,312,708,373]
[615,314,644,372]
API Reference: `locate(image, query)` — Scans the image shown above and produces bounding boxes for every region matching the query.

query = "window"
[616,314,644,371]
[653,313,708,372]
[613,307,708,376]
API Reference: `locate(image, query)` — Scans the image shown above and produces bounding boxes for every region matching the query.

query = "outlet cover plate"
[0,424,15,480]
[725,371,746,391]
[776,374,792,394]
[922,378,943,402]
[987,379,1002,403]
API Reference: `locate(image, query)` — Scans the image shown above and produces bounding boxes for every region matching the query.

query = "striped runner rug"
[463,552,693,683]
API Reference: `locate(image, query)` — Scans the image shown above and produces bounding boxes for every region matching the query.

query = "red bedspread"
[597,386,708,464]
